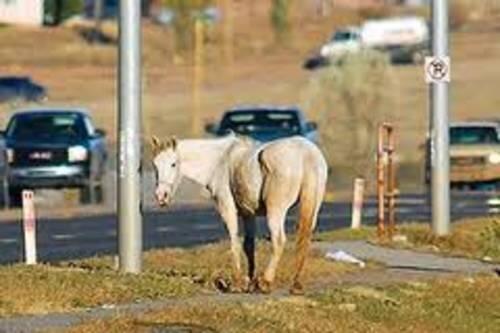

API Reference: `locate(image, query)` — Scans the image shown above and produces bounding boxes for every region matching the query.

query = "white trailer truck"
[319,16,430,64]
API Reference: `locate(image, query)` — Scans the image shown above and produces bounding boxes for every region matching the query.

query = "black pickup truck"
[2,108,108,205]
[205,105,319,143]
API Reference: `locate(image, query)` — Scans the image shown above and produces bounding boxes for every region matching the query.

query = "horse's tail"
[293,160,326,290]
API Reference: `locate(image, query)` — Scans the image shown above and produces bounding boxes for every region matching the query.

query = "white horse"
[151,134,328,294]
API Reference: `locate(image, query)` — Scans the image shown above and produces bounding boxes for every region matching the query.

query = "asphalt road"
[0,193,499,265]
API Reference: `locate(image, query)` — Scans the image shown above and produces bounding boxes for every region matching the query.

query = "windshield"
[7,113,87,141]
[450,126,500,145]
[219,110,301,139]
[332,31,356,41]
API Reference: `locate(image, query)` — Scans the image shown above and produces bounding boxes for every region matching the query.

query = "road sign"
[425,56,450,84]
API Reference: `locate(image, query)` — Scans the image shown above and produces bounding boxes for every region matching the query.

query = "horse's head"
[151,136,181,207]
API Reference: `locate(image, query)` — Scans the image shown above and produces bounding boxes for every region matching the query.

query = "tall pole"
[118,0,142,273]
[92,0,103,43]
[191,19,204,136]
[431,0,450,236]
[223,0,234,70]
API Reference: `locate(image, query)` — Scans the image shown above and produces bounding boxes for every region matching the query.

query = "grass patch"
[68,275,500,333]
[0,241,352,317]
[317,218,500,262]
[394,218,500,261]
[315,227,377,242]
[0,262,199,318]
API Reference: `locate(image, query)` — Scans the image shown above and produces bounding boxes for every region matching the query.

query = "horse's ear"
[170,136,178,150]
[151,136,164,153]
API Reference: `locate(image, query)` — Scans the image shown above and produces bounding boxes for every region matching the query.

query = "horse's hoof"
[246,278,260,293]
[290,281,304,295]
[256,277,272,294]
[231,276,250,294]
[214,277,231,293]
[214,276,251,294]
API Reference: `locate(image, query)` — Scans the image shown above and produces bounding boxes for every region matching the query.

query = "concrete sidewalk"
[1,241,498,333]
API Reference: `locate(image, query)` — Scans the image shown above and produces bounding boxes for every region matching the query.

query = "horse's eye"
[171,162,176,168]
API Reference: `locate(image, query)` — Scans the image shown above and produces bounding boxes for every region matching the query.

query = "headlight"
[6,149,14,163]
[68,145,88,162]
[488,153,500,164]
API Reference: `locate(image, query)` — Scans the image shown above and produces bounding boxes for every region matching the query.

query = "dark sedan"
[205,106,319,143]
[3,108,107,205]
[0,77,47,104]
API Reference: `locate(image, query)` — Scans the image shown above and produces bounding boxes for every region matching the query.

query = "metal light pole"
[430,0,450,236]
[118,0,142,273]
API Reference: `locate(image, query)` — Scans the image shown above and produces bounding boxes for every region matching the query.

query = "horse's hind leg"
[242,215,256,291]
[258,209,287,293]
[291,189,322,295]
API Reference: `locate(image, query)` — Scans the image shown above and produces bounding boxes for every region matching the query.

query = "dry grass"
[0,261,199,318]
[317,217,500,262]
[68,275,500,333]
[0,240,352,318]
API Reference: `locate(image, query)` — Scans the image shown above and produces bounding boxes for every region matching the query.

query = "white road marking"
[156,226,175,233]
[52,234,76,240]
[365,198,426,205]
[0,238,17,244]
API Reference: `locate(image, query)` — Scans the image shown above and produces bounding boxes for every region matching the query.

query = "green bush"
[301,51,396,181]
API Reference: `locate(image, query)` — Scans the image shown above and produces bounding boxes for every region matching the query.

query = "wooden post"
[377,123,397,238]
[387,126,396,238]
[223,0,234,68]
[22,190,37,265]
[351,178,365,229]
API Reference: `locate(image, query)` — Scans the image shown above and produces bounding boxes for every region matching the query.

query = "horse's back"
[258,137,327,208]
[259,136,327,176]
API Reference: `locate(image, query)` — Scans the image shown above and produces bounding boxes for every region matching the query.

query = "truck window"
[332,31,354,42]
[7,113,87,141]
[450,127,500,145]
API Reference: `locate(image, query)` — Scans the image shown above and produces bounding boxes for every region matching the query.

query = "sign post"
[427,0,450,236]
[22,190,37,265]
[118,0,142,273]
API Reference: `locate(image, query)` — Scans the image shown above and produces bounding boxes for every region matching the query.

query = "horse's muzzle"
[155,189,171,207]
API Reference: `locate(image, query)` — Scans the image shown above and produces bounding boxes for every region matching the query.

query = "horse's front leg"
[216,198,245,292]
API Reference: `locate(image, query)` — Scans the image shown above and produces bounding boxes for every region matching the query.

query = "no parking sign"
[425,56,451,84]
